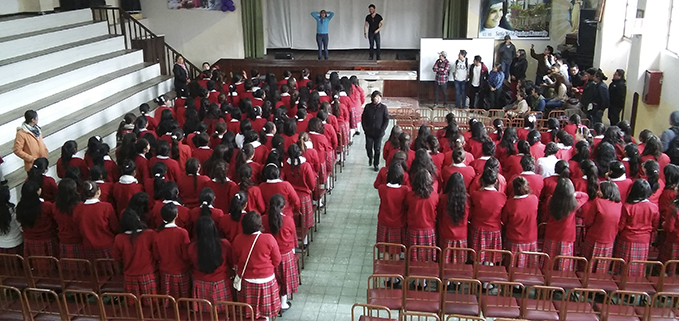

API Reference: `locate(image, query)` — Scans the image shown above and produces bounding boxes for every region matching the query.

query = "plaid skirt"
[339,122,350,146]
[193,279,231,312]
[469,227,502,262]
[376,224,405,245]
[0,244,23,255]
[349,108,359,129]
[440,239,468,264]
[85,247,112,261]
[614,240,649,276]
[504,240,538,268]
[160,272,191,299]
[407,228,437,261]
[275,250,299,296]
[659,241,679,263]
[238,278,281,319]
[23,237,58,258]
[298,193,314,230]
[60,243,85,272]
[581,239,614,260]
[124,273,158,305]
[543,239,574,270]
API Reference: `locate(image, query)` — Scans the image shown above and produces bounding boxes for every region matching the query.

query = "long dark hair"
[119,209,146,245]
[55,179,80,216]
[60,140,78,171]
[627,179,652,203]
[386,162,405,185]
[580,160,599,200]
[0,183,15,235]
[624,143,641,178]
[555,160,571,179]
[411,168,434,198]
[195,216,223,274]
[499,127,518,156]
[199,187,216,219]
[185,158,200,191]
[445,173,467,224]
[241,211,263,234]
[642,136,663,159]
[571,140,590,163]
[27,157,48,188]
[237,164,255,192]
[229,191,248,222]
[595,142,617,178]
[16,181,42,228]
[643,160,660,194]
[127,192,149,223]
[151,162,168,200]
[548,178,578,221]
[267,194,285,236]
[387,125,402,149]
[287,143,303,177]
[409,149,438,181]
[665,164,679,190]
[599,181,621,203]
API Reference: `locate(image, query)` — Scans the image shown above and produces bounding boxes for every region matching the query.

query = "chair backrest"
[403,276,442,307]
[351,303,393,321]
[561,288,606,320]
[101,292,141,320]
[475,249,513,270]
[373,243,406,267]
[0,253,30,287]
[545,255,587,283]
[26,256,61,289]
[177,298,215,321]
[585,257,625,285]
[483,281,524,308]
[22,287,63,321]
[649,292,679,319]
[59,258,97,292]
[94,258,124,292]
[446,316,486,321]
[659,259,679,292]
[401,311,441,321]
[621,260,663,289]
[512,251,550,271]
[367,274,404,306]
[486,109,505,119]
[139,294,179,321]
[441,247,475,275]
[407,245,441,266]
[520,285,564,317]
[213,301,255,321]
[0,285,26,320]
[443,278,482,307]
[605,290,649,319]
[477,116,492,126]
[63,289,104,320]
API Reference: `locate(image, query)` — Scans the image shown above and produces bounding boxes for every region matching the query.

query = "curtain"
[442,0,468,39]
[241,0,265,58]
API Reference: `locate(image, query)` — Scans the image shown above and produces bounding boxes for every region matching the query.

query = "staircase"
[0,9,181,200]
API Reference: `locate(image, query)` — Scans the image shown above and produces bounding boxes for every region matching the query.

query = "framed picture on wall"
[167,0,235,11]
[479,0,552,39]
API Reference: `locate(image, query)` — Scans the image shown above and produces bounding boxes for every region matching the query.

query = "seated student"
[441,148,476,189]
[505,90,529,118]
[529,86,546,112]
[563,114,586,138]
[250,106,267,133]
[16,181,57,258]
[112,209,157,300]
[57,140,88,179]
[260,122,276,150]
[502,176,539,267]
[580,181,622,262]
[536,142,560,178]
[111,160,144,215]
[641,135,671,181]
[186,216,233,312]
[281,119,299,152]
[177,158,210,208]
[227,108,242,134]
[134,139,151,183]
[192,133,213,165]
[554,130,575,160]
[296,108,310,134]
[437,173,469,263]
[148,182,191,230]
[54,179,84,263]
[528,130,546,160]
[139,103,158,133]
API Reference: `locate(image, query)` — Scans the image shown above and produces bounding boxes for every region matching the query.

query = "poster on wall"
[167,0,235,11]
[479,0,552,39]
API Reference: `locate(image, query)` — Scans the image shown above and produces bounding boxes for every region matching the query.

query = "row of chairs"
[373,244,679,294]
[0,285,258,321]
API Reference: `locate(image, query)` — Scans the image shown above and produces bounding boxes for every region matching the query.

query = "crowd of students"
[0,66,365,320]
[376,112,677,277]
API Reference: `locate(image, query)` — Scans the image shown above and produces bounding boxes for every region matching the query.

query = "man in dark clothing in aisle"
[362,91,389,171]
[498,35,516,80]
[608,69,627,126]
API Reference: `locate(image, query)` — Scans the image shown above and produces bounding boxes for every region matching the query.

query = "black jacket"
[173,64,188,86]
[608,79,627,109]
[592,81,610,112]
[510,57,527,80]
[361,102,389,138]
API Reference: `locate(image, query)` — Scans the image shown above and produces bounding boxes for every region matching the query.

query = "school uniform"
[231,185,266,215]
[495,143,517,166]
[543,192,588,270]
[464,138,485,159]
[174,97,187,127]
[648,179,665,207]
[302,146,322,178]
[377,183,410,245]
[563,124,587,138]
[541,130,555,145]
[56,156,88,179]
[34,175,58,202]
[517,127,532,142]
[143,116,158,133]
[437,196,469,263]
[659,188,678,222]
[208,90,219,104]
[591,135,604,155]
[571,176,589,193]
[152,224,190,298]
[555,144,574,161]
[21,199,58,258]
[470,156,503,178]
[660,210,679,262]
[611,176,634,203]
[262,214,299,296]
[615,200,659,275]
[440,164,476,189]
[502,194,539,267]
[73,199,119,260]
[218,211,244,244]
[405,191,439,261]
[232,232,281,320]
[507,172,544,198]
[53,207,84,263]
[250,141,270,165]
[134,154,149,183]
[530,142,546,160]
[112,229,157,299]
[309,131,332,179]
[382,143,397,164]
[337,102,351,146]
[469,188,507,262]
[208,135,223,150]
[282,134,299,152]
[503,154,525,180]
[198,179,238,214]
[144,176,168,208]
[581,198,622,260]
[111,175,144,215]
[296,118,310,134]
[373,168,410,189]
[148,200,191,231]
[568,160,584,180]
[640,154,670,179]
[468,173,507,195]
[188,206,225,235]
[251,117,267,133]
[177,143,192,174]
[154,106,175,121]
[259,179,301,218]
[226,119,241,134]
[385,148,415,169]
[148,156,181,182]
[185,239,233,311]
[430,152,445,173]
[282,159,317,229]
[192,147,213,166]
[177,174,211,208]
[442,150,475,167]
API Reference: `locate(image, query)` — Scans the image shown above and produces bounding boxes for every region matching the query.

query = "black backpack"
[669,127,679,165]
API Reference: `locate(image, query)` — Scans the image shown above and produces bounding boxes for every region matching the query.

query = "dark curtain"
[241,0,265,58]
[443,0,469,38]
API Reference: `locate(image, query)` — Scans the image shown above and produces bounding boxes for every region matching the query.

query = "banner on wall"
[479,0,552,39]
[167,0,235,11]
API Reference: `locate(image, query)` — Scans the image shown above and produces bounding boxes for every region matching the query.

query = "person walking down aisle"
[362,91,389,171]
[364,4,384,60]
[311,9,334,60]
[432,51,451,108]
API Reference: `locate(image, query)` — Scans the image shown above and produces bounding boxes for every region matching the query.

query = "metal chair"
[403,276,442,315]
[177,298,215,321]
[0,285,26,320]
[581,257,625,292]
[373,243,407,276]
[0,253,31,289]
[94,258,125,293]
[474,249,513,284]
[646,292,679,321]
[401,311,440,321]
[407,245,441,278]
[62,289,105,321]
[546,255,587,290]
[22,287,64,321]
[351,303,397,321]
[60,258,98,292]
[555,287,607,321]
[25,256,62,292]
[594,290,649,321]
[139,294,180,320]
[520,285,564,321]
[213,301,255,321]
[658,260,679,292]
[101,292,141,321]
[440,247,476,280]
[510,252,550,287]
[441,278,482,318]
[480,281,523,319]
[367,274,404,312]
[618,260,662,296]
[446,316,485,321]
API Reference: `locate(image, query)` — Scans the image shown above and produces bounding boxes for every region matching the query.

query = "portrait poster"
[479,0,552,39]
[167,0,235,11]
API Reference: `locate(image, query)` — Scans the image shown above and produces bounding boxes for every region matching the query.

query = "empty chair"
[546,255,587,290]
[618,260,662,295]
[554,288,607,321]
[62,289,105,321]
[403,276,442,315]
[646,292,679,321]
[474,249,513,284]
[442,278,482,318]
[401,311,441,321]
[95,258,125,293]
[177,298,215,321]
[373,243,407,276]
[408,245,441,278]
[582,257,625,292]
[441,247,476,280]
[0,285,26,320]
[26,256,62,292]
[351,303,397,321]
[139,294,180,320]
[23,288,64,321]
[367,274,404,312]
[658,260,679,292]
[520,285,564,321]
[594,290,649,321]
[59,258,97,292]
[481,281,523,319]
[0,253,30,289]
[510,252,550,287]
[213,301,255,321]
[101,292,141,320]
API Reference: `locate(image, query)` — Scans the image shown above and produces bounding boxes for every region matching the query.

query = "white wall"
[0,0,55,14]
[140,0,244,64]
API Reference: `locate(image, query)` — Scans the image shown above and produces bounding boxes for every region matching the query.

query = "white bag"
[234,234,260,291]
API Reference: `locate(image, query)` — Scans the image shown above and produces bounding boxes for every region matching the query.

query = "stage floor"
[265,49,419,61]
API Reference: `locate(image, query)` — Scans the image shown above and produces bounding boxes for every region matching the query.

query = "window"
[668,0,679,54]
[623,0,639,38]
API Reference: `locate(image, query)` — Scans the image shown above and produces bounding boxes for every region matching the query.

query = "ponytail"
[555,160,570,179]
[199,187,215,219]
[229,191,248,222]
[238,164,254,192]
[151,162,168,200]
[27,158,48,188]
[170,129,184,161]
[643,160,661,194]
[60,141,78,172]
[267,194,285,236]
[580,160,599,200]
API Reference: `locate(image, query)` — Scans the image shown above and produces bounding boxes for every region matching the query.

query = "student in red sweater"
[437,173,469,263]
[186,216,233,311]
[177,158,210,208]
[554,130,575,161]
[74,181,119,260]
[134,139,151,183]
[540,160,570,221]
[564,114,587,138]
[465,121,489,159]
[496,127,518,167]
[188,188,225,233]
[405,169,440,261]
[441,148,476,189]
[148,182,190,230]
[262,195,298,312]
[572,160,598,194]
[383,126,402,164]
[199,159,237,213]
[580,181,622,262]
[170,129,192,174]
[469,157,507,194]
[386,133,416,169]
[308,118,333,179]
[193,134,213,166]
[148,140,181,182]
[615,180,660,275]
[660,165,679,221]
[409,149,441,195]
[470,140,500,176]
[508,155,543,198]
[377,165,410,245]
[260,122,276,151]
[503,140,531,180]
[232,212,282,319]
[259,164,301,218]
[660,188,679,262]
[502,176,539,267]
[544,178,588,270]
[282,119,299,152]
[426,136,445,172]
[219,192,247,244]
[233,165,266,214]
[112,209,157,301]
[641,135,671,181]
[608,161,633,203]
[145,162,168,205]
[283,144,317,231]
[623,143,642,179]
[139,104,158,133]
[111,160,144,215]
[230,144,261,182]
[153,203,191,299]
[16,181,57,258]
[57,140,88,179]
[298,134,322,178]
[53,179,84,264]
[90,165,112,204]
[469,163,507,263]
[528,130,546,160]
[26,158,58,202]
[374,151,410,189]
[642,160,665,207]
[569,140,591,179]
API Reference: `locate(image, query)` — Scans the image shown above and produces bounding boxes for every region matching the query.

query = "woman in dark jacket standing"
[362,90,389,171]
[173,55,189,97]
[509,49,527,100]
[608,69,627,126]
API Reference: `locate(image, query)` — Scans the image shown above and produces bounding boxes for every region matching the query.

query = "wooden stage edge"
[216,58,436,99]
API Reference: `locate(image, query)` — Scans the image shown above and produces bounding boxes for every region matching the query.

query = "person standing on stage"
[432,51,451,108]
[362,91,389,171]
[311,9,334,60]
[364,4,384,60]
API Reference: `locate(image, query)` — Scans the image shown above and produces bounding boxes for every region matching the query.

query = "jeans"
[365,135,383,166]
[588,109,604,125]
[454,80,467,108]
[544,99,564,109]
[608,106,622,126]
[368,32,381,58]
[501,60,512,80]
[316,33,329,60]
[434,82,448,105]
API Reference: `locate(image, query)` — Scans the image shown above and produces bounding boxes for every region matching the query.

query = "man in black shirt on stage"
[364,4,384,60]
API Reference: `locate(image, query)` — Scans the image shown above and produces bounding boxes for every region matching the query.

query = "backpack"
[669,127,679,165]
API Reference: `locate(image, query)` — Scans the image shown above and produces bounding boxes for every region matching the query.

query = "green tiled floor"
[282,132,378,320]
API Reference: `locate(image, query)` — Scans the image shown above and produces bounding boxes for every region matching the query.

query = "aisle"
[282,132,379,320]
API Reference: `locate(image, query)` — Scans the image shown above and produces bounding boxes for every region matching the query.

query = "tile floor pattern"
[281,132,378,321]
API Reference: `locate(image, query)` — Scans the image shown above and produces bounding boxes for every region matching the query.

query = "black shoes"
[353,131,361,136]
[373,165,379,172]
[368,158,373,167]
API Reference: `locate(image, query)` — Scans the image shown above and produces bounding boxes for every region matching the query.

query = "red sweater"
[153,225,190,275]
[218,212,243,243]
[57,156,88,179]
[53,207,82,244]
[323,123,338,149]
[302,148,321,176]
[198,180,238,213]
[501,195,539,243]
[611,177,634,203]
[373,167,410,189]
[134,155,149,183]
[232,233,281,279]
[530,142,546,160]
[148,200,191,230]
[252,143,270,165]
[148,156,181,182]
[192,147,213,165]
[111,179,144,215]
[112,229,156,276]
[441,164,476,189]
[659,189,678,221]
[507,172,544,198]
[185,239,233,282]
[73,200,119,249]
[377,184,411,228]
[405,191,439,230]
[259,180,301,217]
[282,161,317,195]
[37,176,58,202]
[465,139,484,159]
[582,198,622,244]
[543,192,588,242]
[177,174,211,208]
[228,186,266,214]
[21,201,57,241]
[641,154,671,181]
[469,188,507,231]
[188,206,224,233]
[437,196,469,241]
[470,157,503,177]
[618,200,660,243]
[226,119,240,134]
[308,132,331,156]
[282,134,299,151]
[251,117,267,133]
[503,154,525,180]
[442,151,475,167]
[469,174,507,195]
[262,213,297,253]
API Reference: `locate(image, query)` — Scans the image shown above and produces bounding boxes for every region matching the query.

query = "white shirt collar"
[622,157,630,161]
[479,156,490,160]
[250,141,262,148]
[286,156,307,165]
[594,135,604,139]
[198,146,210,149]
[281,93,290,97]
[611,174,627,181]
[520,171,536,175]
[230,119,239,122]
[119,175,138,184]
[84,199,100,204]
[305,141,314,149]
[124,229,144,234]
[94,180,105,184]
[514,194,530,199]
[103,155,112,161]
[556,143,571,150]
[213,177,231,183]
[309,131,321,135]
[339,92,348,96]
[386,183,402,188]
[267,179,283,183]
[164,223,178,228]
[483,187,497,191]
[453,163,466,167]
[156,155,169,159]
[138,153,147,159]
[163,200,182,206]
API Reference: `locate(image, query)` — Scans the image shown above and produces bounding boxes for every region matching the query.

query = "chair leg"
[323,193,327,215]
